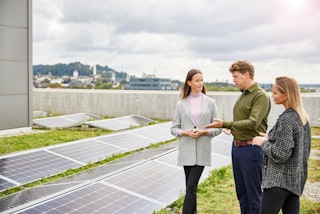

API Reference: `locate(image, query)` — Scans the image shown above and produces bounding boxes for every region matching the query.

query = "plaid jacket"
[261,108,311,196]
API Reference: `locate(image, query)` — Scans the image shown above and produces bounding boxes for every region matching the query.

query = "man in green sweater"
[205,60,271,214]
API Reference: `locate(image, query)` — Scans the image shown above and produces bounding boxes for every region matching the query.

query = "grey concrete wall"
[0,0,32,130]
[33,89,320,126]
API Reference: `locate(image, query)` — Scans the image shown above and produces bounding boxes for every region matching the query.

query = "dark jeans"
[182,165,204,214]
[260,187,300,214]
[232,145,263,214]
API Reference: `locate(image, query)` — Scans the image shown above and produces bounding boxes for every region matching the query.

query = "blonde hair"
[275,76,308,125]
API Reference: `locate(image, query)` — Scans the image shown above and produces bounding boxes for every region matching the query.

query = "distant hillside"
[33,61,126,79]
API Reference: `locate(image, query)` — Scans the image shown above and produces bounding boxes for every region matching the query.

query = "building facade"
[0,0,33,131]
[123,76,174,90]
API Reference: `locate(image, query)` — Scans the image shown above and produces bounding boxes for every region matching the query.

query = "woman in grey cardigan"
[253,76,311,214]
[171,69,221,214]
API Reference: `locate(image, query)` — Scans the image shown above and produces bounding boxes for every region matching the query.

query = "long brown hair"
[275,76,308,125]
[180,69,206,99]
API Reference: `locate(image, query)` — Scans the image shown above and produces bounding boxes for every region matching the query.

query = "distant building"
[123,75,174,90]
[73,70,79,77]
[92,65,97,76]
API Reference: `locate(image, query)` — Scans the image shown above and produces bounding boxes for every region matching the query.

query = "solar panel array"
[1,133,233,214]
[33,113,101,128]
[0,147,176,212]
[0,122,175,192]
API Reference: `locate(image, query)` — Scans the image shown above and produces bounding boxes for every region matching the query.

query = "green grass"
[312,126,320,136]
[0,127,111,155]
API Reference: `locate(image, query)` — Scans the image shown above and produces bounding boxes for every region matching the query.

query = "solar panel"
[32,111,48,119]
[16,183,164,214]
[96,132,154,150]
[0,182,78,212]
[103,160,185,205]
[130,125,174,143]
[0,160,143,213]
[48,139,125,164]
[33,113,100,129]
[0,177,16,191]
[86,115,154,131]
[0,150,82,185]
[211,133,233,157]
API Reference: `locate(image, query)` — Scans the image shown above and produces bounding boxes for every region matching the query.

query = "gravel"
[301,149,320,203]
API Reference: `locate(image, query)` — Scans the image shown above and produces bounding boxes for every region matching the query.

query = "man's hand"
[204,118,223,128]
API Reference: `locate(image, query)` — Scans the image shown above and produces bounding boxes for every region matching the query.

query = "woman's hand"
[252,132,268,146]
[186,128,206,139]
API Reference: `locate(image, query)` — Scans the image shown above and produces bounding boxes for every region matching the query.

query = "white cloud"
[33,0,320,84]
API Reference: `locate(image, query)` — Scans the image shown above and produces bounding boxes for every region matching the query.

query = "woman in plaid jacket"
[253,76,311,214]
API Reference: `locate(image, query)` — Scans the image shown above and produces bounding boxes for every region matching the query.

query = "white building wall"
[0,0,32,130]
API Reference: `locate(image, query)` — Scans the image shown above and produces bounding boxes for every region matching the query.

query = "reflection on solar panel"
[33,113,100,128]
[86,115,155,130]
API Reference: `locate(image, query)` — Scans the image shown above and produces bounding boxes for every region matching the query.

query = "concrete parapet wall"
[33,89,320,126]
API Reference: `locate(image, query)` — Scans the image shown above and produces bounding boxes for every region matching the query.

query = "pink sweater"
[189,92,202,124]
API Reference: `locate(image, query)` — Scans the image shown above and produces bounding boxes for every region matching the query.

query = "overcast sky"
[33,0,320,84]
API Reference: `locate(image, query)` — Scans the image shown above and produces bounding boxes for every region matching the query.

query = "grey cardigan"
[171,93,221,166]
[261,108,311,196]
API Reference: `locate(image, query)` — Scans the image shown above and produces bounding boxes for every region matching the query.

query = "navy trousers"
[232,145,263,214]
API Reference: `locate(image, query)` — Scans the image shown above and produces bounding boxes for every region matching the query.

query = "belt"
[234,140,253,147]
